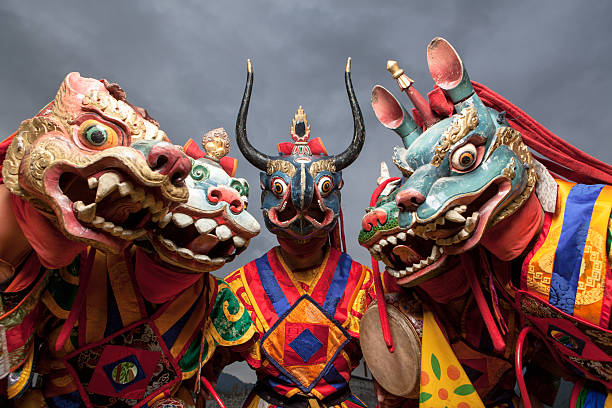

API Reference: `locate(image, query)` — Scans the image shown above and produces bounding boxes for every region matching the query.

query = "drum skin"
[360,300,422,398]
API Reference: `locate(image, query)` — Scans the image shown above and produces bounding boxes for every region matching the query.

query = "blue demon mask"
[235,59,365,240]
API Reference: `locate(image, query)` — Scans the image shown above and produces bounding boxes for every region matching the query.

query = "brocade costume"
[520,179,612,390]
[35,248,256,408]
[225,247,375,408]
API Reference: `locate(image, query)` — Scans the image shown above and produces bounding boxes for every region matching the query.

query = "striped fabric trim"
[550,184,605,314]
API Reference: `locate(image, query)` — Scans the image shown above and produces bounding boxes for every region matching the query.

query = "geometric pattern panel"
[261,295,350,392]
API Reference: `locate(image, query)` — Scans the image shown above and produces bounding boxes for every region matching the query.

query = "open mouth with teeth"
[46,165,174,253]
[366,178,512,286]
[268,190,335,236]
[146,205,253,273]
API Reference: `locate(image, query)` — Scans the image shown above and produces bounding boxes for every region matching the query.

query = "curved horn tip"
[380,162,390,177]
[246,59,253,73]
[345,57,352,73]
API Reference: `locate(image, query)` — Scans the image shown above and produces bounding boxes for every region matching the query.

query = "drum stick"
[200,377,227,408]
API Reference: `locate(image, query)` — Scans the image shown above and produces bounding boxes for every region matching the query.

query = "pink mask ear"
[65,72,106,95]
[56,72,106,114]
[427,37,474,103]
[183,138,205,159]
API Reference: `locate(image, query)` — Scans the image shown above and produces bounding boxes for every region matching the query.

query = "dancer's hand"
[374,380,413,408]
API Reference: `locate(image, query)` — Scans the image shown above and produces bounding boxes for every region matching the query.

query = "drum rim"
[360,301,422,398]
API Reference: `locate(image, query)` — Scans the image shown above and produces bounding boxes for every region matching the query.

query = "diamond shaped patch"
[289,329,323,363]
[86,345,160,399]
[261,295,350,392]
[102,354,146,392]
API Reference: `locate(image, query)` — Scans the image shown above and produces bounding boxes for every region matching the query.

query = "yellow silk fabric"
[419,309,484,408]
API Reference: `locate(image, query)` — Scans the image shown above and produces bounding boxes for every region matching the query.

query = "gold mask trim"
[488,127,538,225]
[267,160,296,177]
[308,159,335,177]
[431,105,478,167]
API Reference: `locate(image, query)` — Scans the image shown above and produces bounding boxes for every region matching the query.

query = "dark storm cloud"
[1,0,611,277]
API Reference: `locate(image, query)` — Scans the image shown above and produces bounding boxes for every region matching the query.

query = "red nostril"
[230,199,243,214]
[361,209,388,231]
[207,186,244,214]
[396,189,425,212]
[148,143,191,186]
[209,190,221,203]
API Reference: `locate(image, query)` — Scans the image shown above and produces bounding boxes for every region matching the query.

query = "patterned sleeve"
[180,274,259,379]
[202,277,258,361]
[223,268,267,369]
[344,264,376,338]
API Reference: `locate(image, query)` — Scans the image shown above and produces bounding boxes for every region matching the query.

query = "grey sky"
[1,0,610,390]
[1,1,611,274]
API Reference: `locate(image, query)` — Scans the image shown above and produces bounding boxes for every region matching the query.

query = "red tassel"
[460,253,506,354]
[372,257,394,352]
[367,178,400,353]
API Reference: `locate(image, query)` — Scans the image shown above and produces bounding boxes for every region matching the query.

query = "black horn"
[236,59,272,171]
[333,57,366,171]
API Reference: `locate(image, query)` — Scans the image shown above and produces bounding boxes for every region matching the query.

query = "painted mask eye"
[317,176,333,196]
[271,178,287,197]
[450,143,478,171]
[190,164,209,181]
[79,120,118,150]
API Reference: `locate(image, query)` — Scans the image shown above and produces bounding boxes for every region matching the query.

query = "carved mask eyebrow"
[266,159,296,177]
[308,159,336,177]
[430,104,478,167]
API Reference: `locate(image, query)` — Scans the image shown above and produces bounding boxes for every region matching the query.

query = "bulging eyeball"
[79,119,119,150]
[450,143,477,171]
[271,177,287,197]
[317,175,333,196]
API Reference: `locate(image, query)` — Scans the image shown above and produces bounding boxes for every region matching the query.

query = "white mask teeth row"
[387,245,444,278]
[411,204,468,239]
[85,211,147,240]
[368,229,415,258]
[155,214,249,265]
[434,210,480,246]
[88,172,167,217]
[164,213,245,246]
[367,205,477,276]
[157,234,226,266]
[78,171,170,240]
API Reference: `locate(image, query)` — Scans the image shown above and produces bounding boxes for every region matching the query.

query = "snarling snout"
[266,184,336,239]
[36,143,190,253]
[361,177,514,286]
[145,155,260,273]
